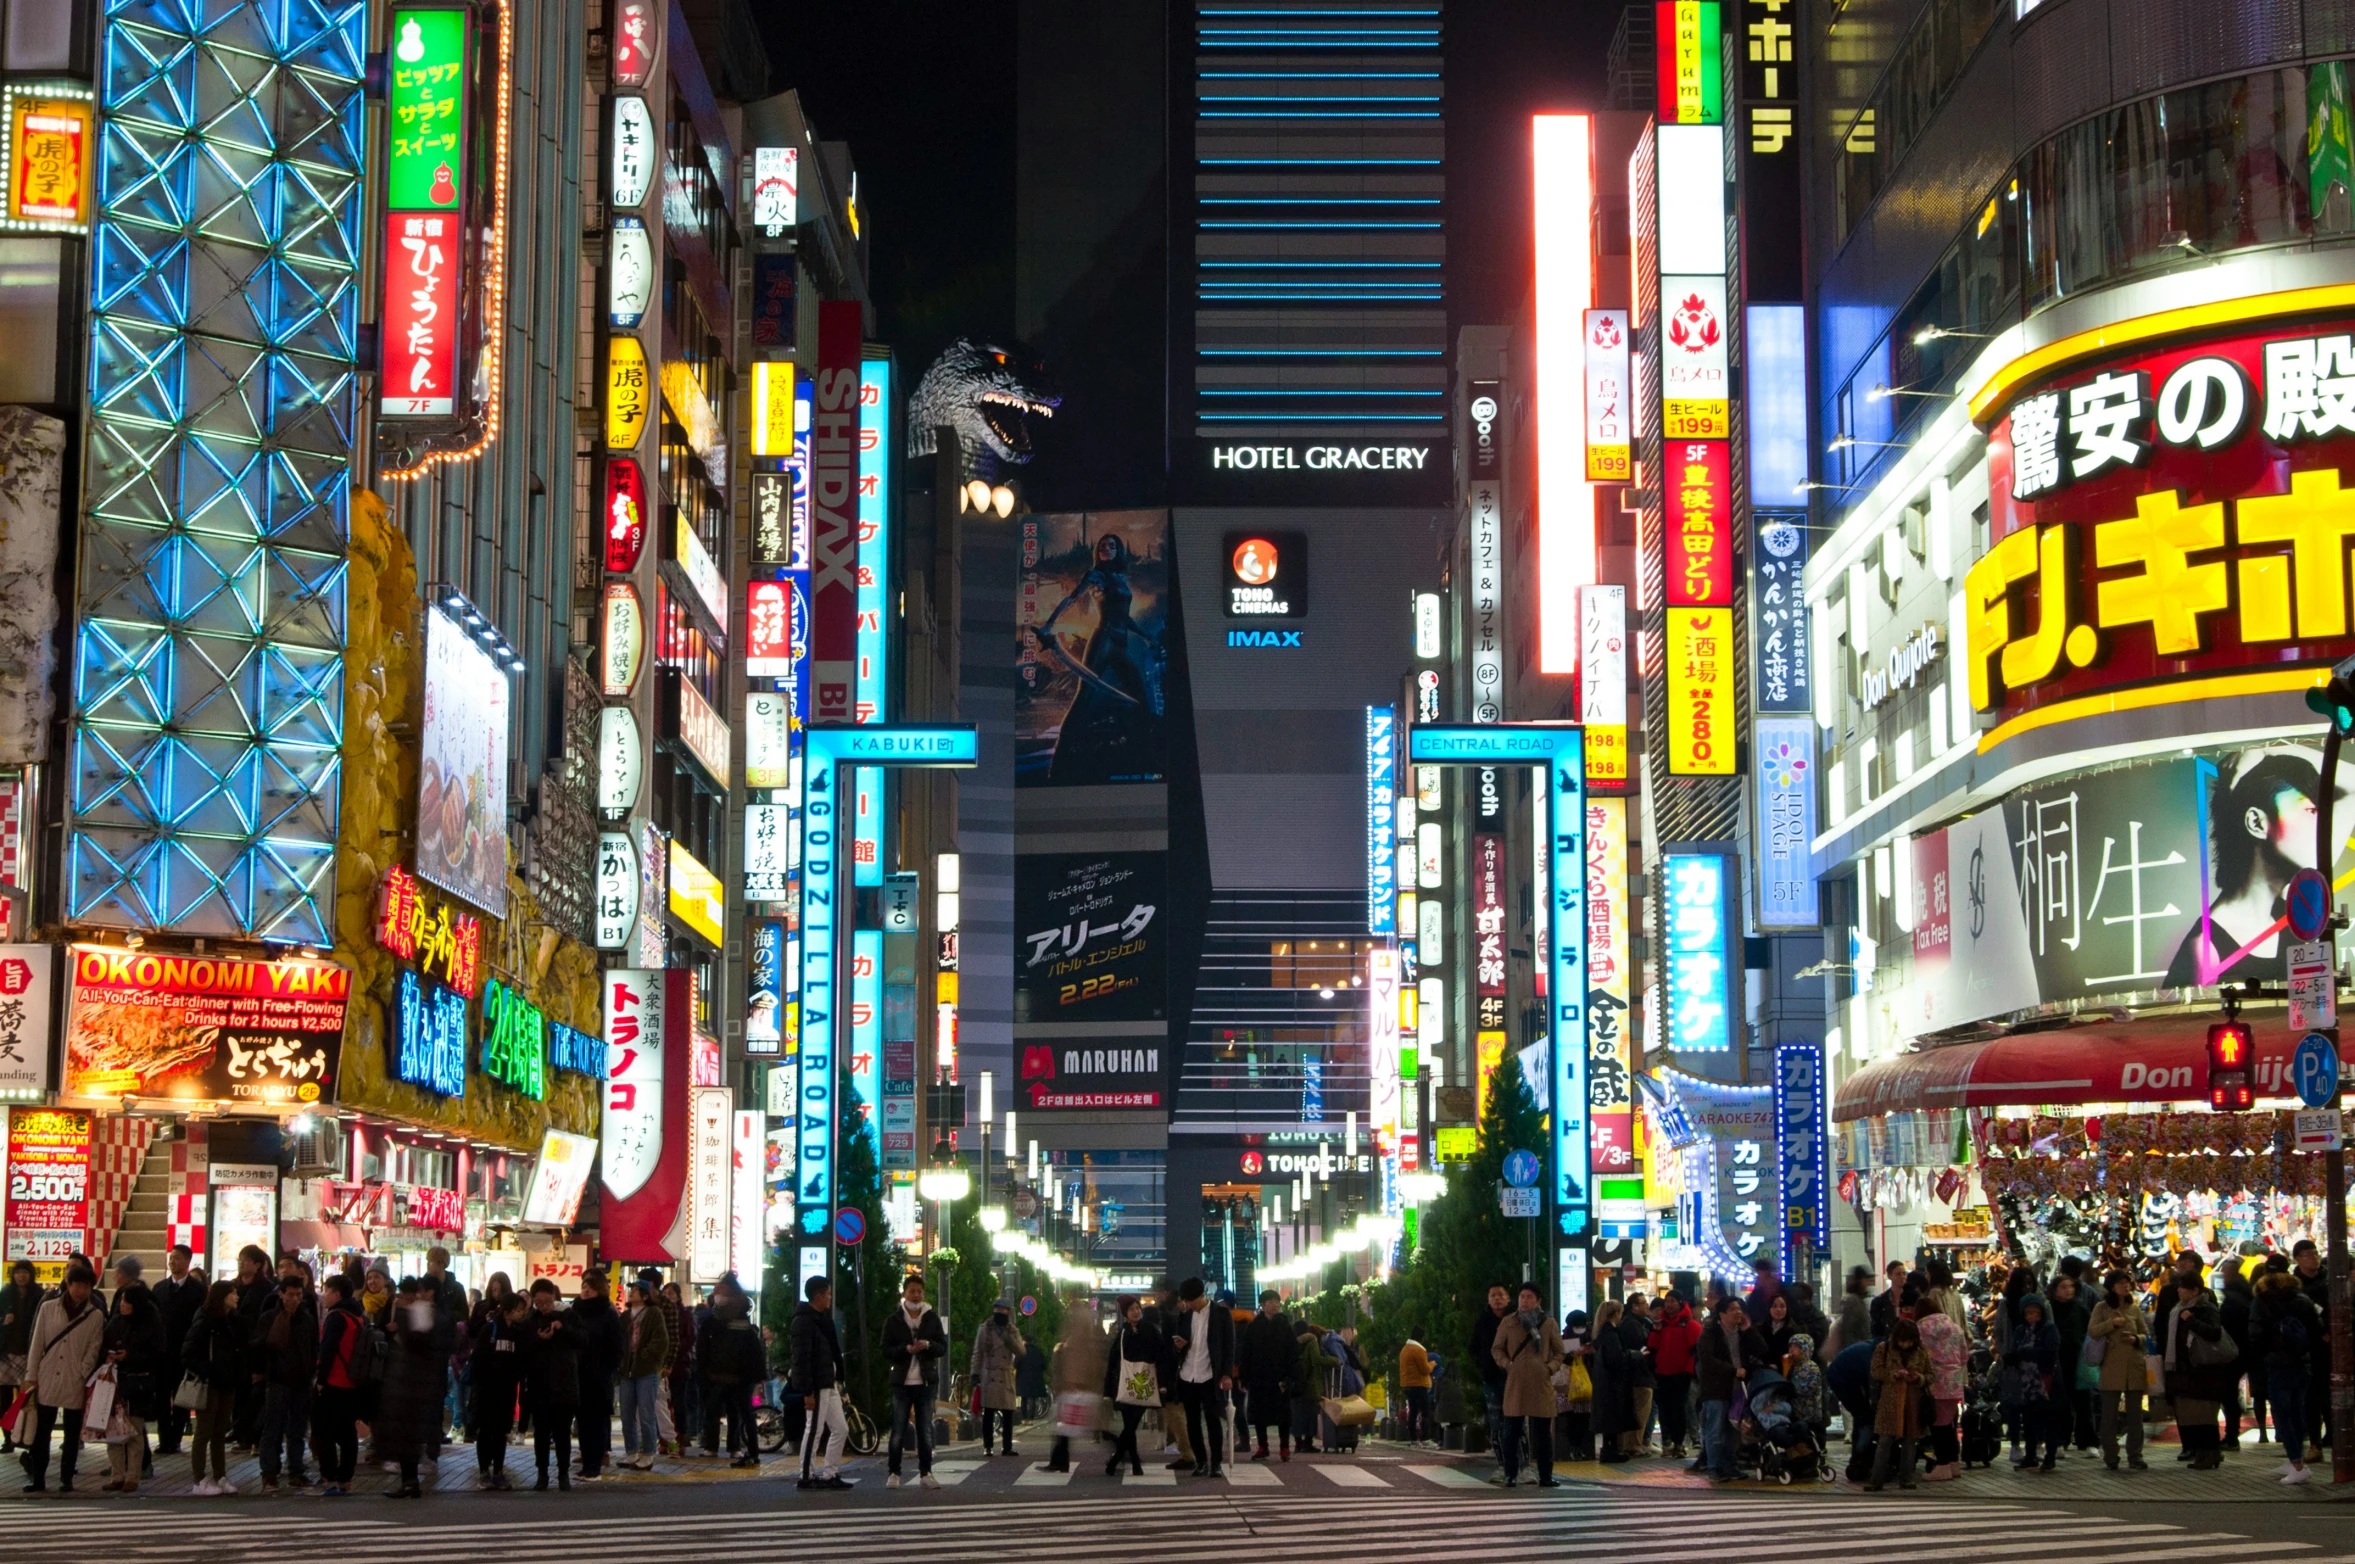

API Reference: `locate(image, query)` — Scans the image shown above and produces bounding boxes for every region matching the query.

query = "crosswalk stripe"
[1219,1461,1282,1485]
[927,1462,981,1486]
[1119,1467,1177,1485]
[1308,1463,1391,1487]
[1404,1464,1491,1488]
[1013,1462,1072,1486]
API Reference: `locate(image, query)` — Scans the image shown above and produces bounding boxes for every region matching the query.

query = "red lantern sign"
[603,457,647,573]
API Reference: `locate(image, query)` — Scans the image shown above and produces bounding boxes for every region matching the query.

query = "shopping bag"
[103,1399,137,1446]
[2144,1353,2166,1393]
[1116,1364,1160,1407]
[81,1366,116,1428]
[1323,1394,1377,1428]
[1566,1359,1594,1405]
[1054,1390,1104,1434]
[0,1386,28,1438]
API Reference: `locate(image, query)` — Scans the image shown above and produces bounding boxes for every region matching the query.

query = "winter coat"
[2088,1296,2152,1393]
[1398,1340,1432,1388]
[1018,1340,1048,1401]
[1830,1290,1871,1356]
[2161,1295,2233,1403]
[2046,1291,2092,1384]
[465,1309,528,1416]
[697,1295,765,1386]
[2220,1271,2255,1374]
[1789,1297,1832,1358]
[1323,1331,1367,1395]
[1616,1312,1656,1389]
[1292,1330,1329,1408]
[254,1295,318,1388]
[182,1310,245,1392]
[1695,1317,1768,1403]
[1491,1312,1564,1420]
[659,1293,689,1375]
[373,1303,455,1461]
[1650,1301,1703,1375]
[1238,1310,1295,1396]
[101,1284,167,1420]
[1916,1310,1968,1403]
[0,1280,42,1357]
[25,1292,105,1410]
[2002,1305,2061,1403]
[1591,1320,1631,1437]
[523,1308,583,1411]
[1052,1308,1106,1395]
[571,1294,626,1389]
[2251,1274,2322,1378]
[1471,1307,1509,1389]
[619,1302,670,1381]
[970,1317,1024,1411]
[1869,1339,1931,1438]
[881,1302,947,1386]
[788,1300,843,1392]
[1103,1319,1163,1399]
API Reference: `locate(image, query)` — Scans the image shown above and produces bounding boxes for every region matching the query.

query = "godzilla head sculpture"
[906,338,1060,479]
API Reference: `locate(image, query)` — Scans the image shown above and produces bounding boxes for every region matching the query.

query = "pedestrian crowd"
[1429,1242,2339,1492]
[0,1243,775,1498]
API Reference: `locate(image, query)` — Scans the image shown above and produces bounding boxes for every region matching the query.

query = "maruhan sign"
[1210,444,1434,472]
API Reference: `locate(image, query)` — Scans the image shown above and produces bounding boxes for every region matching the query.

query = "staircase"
[104,1136,174,1287]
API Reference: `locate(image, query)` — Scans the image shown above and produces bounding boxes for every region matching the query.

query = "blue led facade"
[70,0,366,943]
[1190,0,1447,436]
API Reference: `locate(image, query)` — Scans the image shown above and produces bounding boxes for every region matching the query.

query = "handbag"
[1323,1394,1377,1427]
[81,1365,117,1429]
[171,1372,210,1412]
[103,1398,138,1446]
[2186,1326,2239,1369]
[1116,1362,1160,1407]
[0,1386,28,1438]
[1728,1383,1749,1424]
[2080,1334,2107,1368]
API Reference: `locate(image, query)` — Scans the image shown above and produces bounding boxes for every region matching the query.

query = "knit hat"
[113,1255,144,1282]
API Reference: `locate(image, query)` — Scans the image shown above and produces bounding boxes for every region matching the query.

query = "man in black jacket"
[790,1275,854,1489]
[254,1275,317,1490]
[1470,1284,1511,1482]
[1238,1290,1295,1460]
[879,1273,946,1488]
[570,1268,625,1478]
[1166,1278,1236,1477]
[153,1245,204,1456]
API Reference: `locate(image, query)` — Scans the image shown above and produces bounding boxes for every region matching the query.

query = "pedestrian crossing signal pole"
[2304,657,2355,1484]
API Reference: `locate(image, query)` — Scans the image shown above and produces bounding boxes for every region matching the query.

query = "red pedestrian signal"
[2206,1020,2255,1110]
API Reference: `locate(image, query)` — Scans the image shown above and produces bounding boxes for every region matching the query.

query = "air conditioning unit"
[289,1119,345,1178]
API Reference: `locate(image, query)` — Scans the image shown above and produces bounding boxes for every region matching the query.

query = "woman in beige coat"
[2088,1267,2152,1470]
[1491,1282,1565,1487]
[22,1263,105,1493]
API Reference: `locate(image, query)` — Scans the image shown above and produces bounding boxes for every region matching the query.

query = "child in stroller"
[1739,1366,1828,1484]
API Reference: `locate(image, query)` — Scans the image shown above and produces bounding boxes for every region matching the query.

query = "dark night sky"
[756,0,1621,391]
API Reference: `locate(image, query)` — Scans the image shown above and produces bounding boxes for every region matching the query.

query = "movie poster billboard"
[1013,853,1165,1024]
[1014,510,1169,786]
[417,604,512,916]
[1880,741,2355,1041]
[62,947,348,1105]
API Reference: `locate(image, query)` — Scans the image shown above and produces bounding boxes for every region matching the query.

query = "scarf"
[1516,1307,1545,1337]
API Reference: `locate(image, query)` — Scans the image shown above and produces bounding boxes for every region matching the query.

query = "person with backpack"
[312,1275,376,1497]
[2253,1269,2323,1485]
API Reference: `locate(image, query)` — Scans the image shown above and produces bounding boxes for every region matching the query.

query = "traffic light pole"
[2316,719,2352,1486]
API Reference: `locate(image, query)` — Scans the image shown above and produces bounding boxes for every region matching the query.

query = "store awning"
[1833,1015,2302,1122]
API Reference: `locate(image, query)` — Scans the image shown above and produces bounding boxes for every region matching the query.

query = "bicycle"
[752,1385,881,1457]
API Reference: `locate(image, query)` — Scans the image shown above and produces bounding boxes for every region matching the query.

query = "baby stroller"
[1741,1370,1828,1484]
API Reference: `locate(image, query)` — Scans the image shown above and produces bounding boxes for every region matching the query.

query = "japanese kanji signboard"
[63,947,347,1105]
[1975,313,2355,726]
[5,1106,88,1271]
[375,865,485,997]
[0,945,53,1095]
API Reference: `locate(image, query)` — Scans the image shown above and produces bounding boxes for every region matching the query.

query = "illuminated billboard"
[1662,851,1734,1053]
[1533,113,1595,671]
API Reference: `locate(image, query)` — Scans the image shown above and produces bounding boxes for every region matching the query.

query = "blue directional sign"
[800,725,977,1280]
[1407,722,1591,1239]
[2294,1031,2339,1110]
